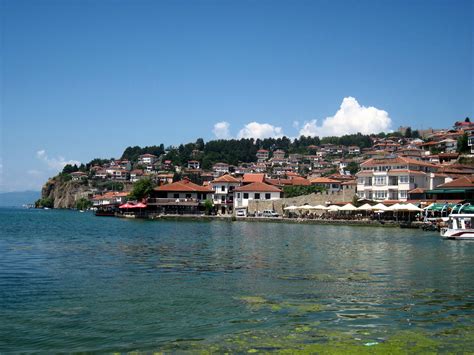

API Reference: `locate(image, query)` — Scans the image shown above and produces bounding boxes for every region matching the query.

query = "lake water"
[1,208,473,352]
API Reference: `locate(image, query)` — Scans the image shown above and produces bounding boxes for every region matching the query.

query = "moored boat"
[440,213,474,240]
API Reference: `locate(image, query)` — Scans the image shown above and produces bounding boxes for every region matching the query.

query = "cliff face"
[41,178,92,209]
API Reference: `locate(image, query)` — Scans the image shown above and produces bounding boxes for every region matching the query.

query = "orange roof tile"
[436,175,474,188]
[235,182,281,192]
[154,179,213,193]
[242,173,265,183]
[310,177,341,184]
[211,174,241,183]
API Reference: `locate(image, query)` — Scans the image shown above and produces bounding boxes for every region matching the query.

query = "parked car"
[236,210,246,217]
[262,210,279,217]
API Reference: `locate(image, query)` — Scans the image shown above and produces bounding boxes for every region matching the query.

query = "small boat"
[440,213,474,240]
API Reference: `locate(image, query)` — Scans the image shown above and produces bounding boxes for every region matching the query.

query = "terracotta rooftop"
[211,174,241,183]
[310,177,341,184]
[360,156,437,168]
[242,173,266,183]
[235,182,281,192]
[154,179,213,193]
[436,176,474,189]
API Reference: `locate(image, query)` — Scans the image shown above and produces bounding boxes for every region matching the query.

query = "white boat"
[440,213,474,240]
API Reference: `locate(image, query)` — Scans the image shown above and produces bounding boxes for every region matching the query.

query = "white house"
[356,155,444,201]
[210,174,241,215]
[70,171,88,181]
[138,154,158,166]
[187,160,200,169]
[234,182,282,212]
[130,169,145,182]
[212,162,230,176]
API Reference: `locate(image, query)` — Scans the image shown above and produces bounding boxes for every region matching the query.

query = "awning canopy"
[357,203,374,211]
[339,203,357,211]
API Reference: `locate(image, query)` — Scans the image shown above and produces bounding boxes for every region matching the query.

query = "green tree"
[75,197,92,210]
[203,199,213,215]
[457,133,469,153]
[35,197,54,208]
[404,127,412,138]
[346,161,360,175]
[465,117,471,123]
[129,178,154,200]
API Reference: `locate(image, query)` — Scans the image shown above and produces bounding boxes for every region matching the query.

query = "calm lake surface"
[1,208,473,352]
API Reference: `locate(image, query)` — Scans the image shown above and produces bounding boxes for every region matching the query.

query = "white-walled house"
[234,182,282,212]
[210,174,241,215]
[138,154,157,166]
[356,155,444,201]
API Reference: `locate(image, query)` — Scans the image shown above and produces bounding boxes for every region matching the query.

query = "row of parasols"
[119,202,147,209]
[283,202,423,213]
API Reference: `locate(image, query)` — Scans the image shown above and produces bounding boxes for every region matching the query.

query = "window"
[173,193,179,199]
[374,176,386,186]
[410,176,415,183]
[265,193,271,200]
[399,190,407,199]
[237,193,241,198]
[375,191,387,199]
[399,176,409,183]
[221,196,225,202]
[243,193,249,199]
[185,194,191,199]
[254,193,260,200]
[221,185,225,192]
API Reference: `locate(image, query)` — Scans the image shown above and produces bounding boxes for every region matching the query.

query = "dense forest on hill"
[119,133,379,169]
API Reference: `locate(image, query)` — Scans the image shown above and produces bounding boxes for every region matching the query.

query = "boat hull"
[441,228,474,240]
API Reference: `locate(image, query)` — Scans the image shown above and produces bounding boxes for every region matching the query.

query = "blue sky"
[1,0,472,192]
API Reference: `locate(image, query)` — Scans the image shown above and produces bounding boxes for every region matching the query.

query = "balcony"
[147,198,200,206]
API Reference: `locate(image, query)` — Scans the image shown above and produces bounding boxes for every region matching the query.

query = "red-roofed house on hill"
[234,182,282,214]
[242,173,266,184]
[256,149,269,162]
[210,174,241,215]
[310,177,342,193]
[356,155,446,201]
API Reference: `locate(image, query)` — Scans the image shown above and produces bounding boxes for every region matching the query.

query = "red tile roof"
[436,175,474,188]
[360,156,437,168]
[154,179,213,193]
[235,182,281,192]
[242,173,265,183]
[310,177,341,184]
[211,174,241,183]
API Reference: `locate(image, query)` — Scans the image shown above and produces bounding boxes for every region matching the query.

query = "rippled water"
[1,208,473,352]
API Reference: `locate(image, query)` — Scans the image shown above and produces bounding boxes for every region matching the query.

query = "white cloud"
[36,150,81,171]
[299,97,392,137]
[212,121,231,139]
[237,122,284,139]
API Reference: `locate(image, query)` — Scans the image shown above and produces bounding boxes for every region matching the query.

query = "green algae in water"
[165,326,474,354]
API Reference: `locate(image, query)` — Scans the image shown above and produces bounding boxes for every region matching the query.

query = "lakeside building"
[234,182,282,216]
[147,178,213,214]
[356,155,446,201]
[92,192,129,207]
[210,174,241,215]
[310,177,343,193]
[426,176,474,201]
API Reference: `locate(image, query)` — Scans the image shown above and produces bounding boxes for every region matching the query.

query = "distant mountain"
[0,191,40,207]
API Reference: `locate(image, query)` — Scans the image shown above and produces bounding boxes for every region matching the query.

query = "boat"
[440,213,474,240]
